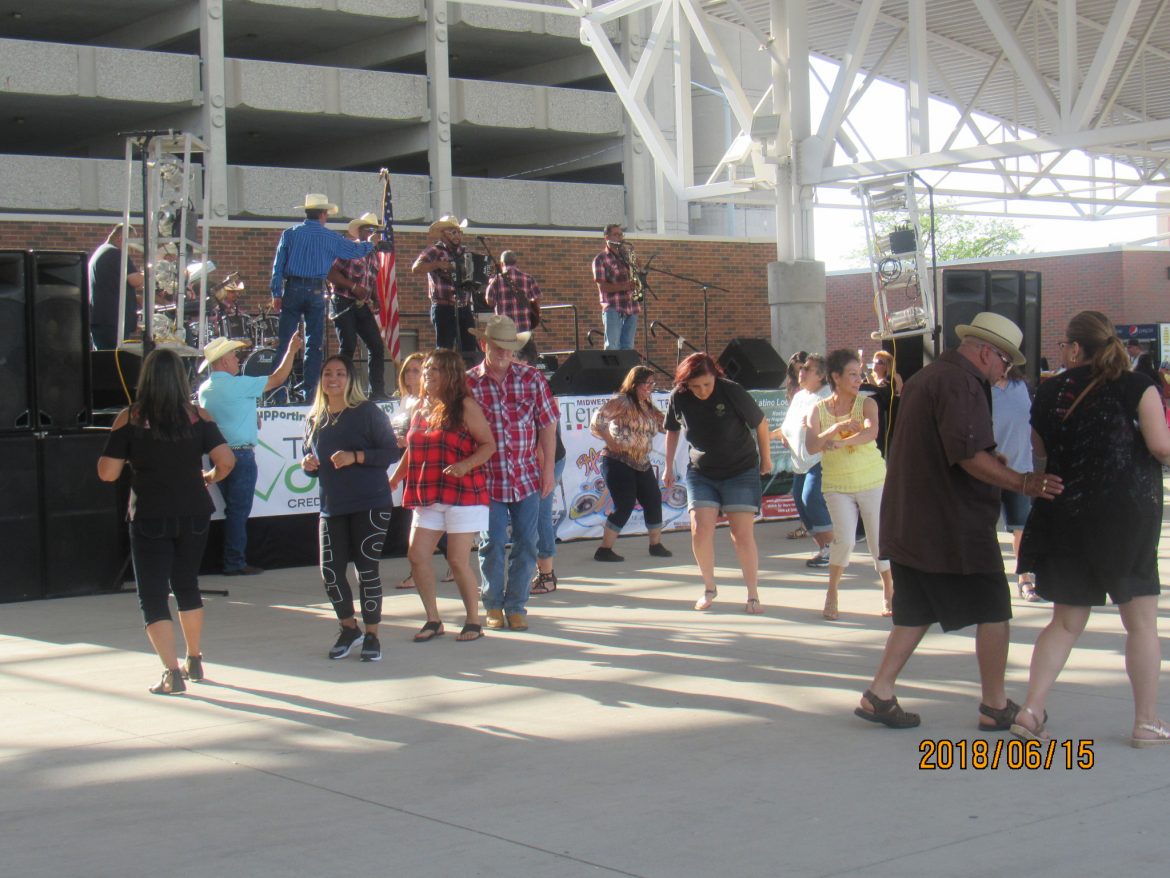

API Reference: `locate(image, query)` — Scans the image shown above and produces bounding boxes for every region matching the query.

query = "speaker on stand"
[548,349,641,395]
[717,338,787,390]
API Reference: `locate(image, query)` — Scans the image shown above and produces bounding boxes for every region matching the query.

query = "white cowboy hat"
[955,311,1025,366]
[200,336,249,372]
[347,212,385,236]
[469,314,531,351]
[297,193,339,215]
[428,215,468,238]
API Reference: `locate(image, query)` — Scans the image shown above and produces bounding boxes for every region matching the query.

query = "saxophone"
[622,244,645,302]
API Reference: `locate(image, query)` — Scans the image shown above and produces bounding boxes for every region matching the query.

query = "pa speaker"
[1021,271,1042,385]
[0,251,31,432]
[941,269,989,352]
[548,349,641,395]
[30,251,90,430]
[718,338,786,390]
[0,434,42,601]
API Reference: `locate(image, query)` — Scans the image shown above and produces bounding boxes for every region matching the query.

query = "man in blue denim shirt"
[198,332,303,575]
[270,194,376,401]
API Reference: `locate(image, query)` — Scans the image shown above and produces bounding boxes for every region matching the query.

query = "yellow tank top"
[817,394,886,493]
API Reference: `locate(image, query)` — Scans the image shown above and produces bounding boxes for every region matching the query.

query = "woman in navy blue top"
[302,355,400,663]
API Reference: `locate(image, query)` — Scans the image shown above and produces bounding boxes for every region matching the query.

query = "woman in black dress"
[1012,311,1170,747]
[98,349,235,695]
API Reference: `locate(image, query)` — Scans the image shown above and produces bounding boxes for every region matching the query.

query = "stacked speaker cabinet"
[942,268,1042,386]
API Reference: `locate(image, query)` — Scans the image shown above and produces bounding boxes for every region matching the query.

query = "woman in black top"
[1013,311,1170,747]
[663,353,772,614]
[98,349,235,695]
[302,356,400,663]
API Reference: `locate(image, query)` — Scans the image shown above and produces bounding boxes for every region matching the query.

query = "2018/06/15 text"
[918,738,1094,770]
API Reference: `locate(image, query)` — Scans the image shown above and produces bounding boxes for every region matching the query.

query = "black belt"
[286,276,327,287]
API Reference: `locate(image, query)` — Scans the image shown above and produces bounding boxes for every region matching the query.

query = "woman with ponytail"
[1012,311,1170,747]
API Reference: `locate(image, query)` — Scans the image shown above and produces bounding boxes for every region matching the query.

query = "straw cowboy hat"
[297,193,339,215]
[469,314,531,351]
[428,215,468,238]
[199,337,249,372]
[955,311,1026,366]
[347,212,384,236]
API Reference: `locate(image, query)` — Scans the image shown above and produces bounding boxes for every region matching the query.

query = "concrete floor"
[2,519,1167,877]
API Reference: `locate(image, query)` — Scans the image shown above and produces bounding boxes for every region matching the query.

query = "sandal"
[396,575,415,590]
[694,589,717,611]
[530,571,557,595]
[787,525,808,540]
[979,701,1046,732]
[745,597,764,615]
[822,592,839,621]
[412,621,445,643]
[1009,705,1050,742]
[1131,720,1170,748]
[854,689,920,729]
[457,623,484,642]
[1017,573,1038,602]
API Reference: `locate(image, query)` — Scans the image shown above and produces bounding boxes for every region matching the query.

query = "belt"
[286,276,327,288]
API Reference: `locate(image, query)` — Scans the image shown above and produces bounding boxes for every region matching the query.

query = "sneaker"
[360,632,382,662]
[149,668,186,695]
[649,543,673,558]
[328,624,364,659]
[806,548,830,568]
[181,654,204,682]
[594,546,624,562]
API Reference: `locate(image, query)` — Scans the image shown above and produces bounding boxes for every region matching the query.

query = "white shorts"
[410,503,490,534]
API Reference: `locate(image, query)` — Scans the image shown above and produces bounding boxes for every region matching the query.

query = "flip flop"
[745,597,764,615]
[694,589,717,611]
[412,621,445,643]
[457,623,484,642]
[396,576,415,590]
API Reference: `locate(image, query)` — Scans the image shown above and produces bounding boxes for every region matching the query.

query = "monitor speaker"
[548,349,641,395]
[717,338,786,390]
[941,269,990,352]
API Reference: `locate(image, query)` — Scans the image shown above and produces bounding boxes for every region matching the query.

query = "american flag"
[376,169,401,360]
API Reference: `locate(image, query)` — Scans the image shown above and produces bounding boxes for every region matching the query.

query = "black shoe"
[648,543,673,558]
[806,549,830,569]
[329,624,364,659]
[360,632,382,662]
[181,654,204,682]
[223,565,264,576]
[594,546,624,562]
[149,668,186,695]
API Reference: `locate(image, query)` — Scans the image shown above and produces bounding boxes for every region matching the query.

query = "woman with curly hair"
[390,349,496,642]
[1012,311,1170,747]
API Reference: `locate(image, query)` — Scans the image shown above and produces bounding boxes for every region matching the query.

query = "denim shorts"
[685,465,762,514]
[1000,489,1032,531]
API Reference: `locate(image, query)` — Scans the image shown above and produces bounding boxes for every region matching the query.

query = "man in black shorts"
[855,313,1063,729]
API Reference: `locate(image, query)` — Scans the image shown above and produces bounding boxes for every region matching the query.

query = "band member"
[89,223,144,349]
[327,212,390,400]
[270,193,377,402]
[197,331,304,576]
[592,223,640,350]
[411,215,475,352]
[484,250,541,361]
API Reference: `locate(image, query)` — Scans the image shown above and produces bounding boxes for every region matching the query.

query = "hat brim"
[955,325,1026,366]
[299,202,338,215]
[199,340,248,371]
[469,327,531,351]
[428,219,468,237]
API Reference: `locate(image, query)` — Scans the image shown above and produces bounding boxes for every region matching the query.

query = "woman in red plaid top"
[390,349,496,642]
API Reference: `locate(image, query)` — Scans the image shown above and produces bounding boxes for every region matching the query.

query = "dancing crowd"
[97,309,1170,748]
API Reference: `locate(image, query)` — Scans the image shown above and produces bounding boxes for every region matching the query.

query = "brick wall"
[0,220,776,371]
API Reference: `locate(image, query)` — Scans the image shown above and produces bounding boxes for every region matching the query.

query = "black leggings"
[602,457,663,532]
[130,514,210,626]
[319,507,392,625]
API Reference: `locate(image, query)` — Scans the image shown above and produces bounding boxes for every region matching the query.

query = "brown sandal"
[787,525,808,540]
[854,689,921,728]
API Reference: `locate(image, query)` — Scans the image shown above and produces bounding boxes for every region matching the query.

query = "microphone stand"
[640,261,728,354]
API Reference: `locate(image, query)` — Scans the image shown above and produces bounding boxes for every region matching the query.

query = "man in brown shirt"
[855,313,1063,730]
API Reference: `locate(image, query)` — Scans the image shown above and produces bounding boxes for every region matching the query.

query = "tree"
[850,203,1029,266]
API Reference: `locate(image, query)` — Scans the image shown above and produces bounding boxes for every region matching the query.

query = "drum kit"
[177,274,284,377]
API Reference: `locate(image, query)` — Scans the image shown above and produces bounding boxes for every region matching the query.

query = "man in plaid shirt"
[327,212,388,400]
[485,250,541,360]
[592,223,641,350]
[411,215,475,352]
[467,316,558,632]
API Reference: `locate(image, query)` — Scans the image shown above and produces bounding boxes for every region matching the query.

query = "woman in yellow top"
[805,348,894,621]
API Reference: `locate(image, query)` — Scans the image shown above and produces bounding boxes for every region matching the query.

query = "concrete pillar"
[769,259,825,359]
[200,0,229,223]
[426,1,454,218]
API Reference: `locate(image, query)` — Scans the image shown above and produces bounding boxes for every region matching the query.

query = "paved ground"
[2,519,1168,878]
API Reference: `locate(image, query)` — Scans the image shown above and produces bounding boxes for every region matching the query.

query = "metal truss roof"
[452,0,1170,219]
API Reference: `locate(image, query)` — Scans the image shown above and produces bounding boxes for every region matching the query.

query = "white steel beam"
[906,0,929,155]
[814,0,883,151]
[972,0,1062,131]
[1094,0,1170,127]
[1069,1,1142,130]
[1058,0,1076,121]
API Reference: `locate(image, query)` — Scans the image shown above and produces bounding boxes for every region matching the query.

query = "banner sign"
[217,391,798,537]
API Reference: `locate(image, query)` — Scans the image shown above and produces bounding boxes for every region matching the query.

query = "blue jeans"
[479,491,540,614]
[603,309,638,350]
[277,279,327,400]
[221,449,258,572]
[431,302,475,352]
[791,463,832,533]
[537,457,566,560]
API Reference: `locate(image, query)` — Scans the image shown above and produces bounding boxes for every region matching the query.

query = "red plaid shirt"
[485,267,542,332]
[416,241,468,306]
[592,248,641,316]
[467,361,558,502]
[329,251,378,303]
[402,410,489,509]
